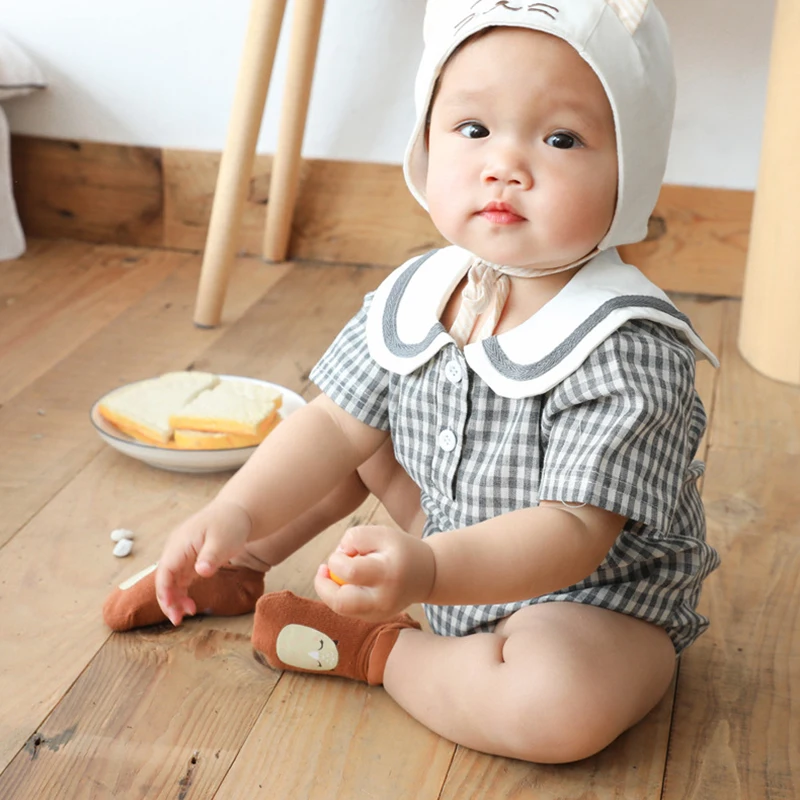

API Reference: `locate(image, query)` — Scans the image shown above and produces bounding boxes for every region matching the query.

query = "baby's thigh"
[496,603,676,761]
[357,437,425,536]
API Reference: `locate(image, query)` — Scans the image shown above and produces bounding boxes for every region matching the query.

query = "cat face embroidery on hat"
[451,1,648,37]
[454,3,562,33]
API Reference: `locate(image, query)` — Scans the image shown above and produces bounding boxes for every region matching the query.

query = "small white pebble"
[37,409,46,416]
[113,539,134,558]
[110,528,135,542]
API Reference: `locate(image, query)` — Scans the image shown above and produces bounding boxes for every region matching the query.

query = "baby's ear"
[606,0,649,34]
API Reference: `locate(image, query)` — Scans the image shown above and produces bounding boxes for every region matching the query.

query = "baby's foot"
[103,563,265,631]
[251,590,421,686]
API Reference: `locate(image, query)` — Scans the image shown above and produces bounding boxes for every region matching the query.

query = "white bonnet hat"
[403,0,676,251]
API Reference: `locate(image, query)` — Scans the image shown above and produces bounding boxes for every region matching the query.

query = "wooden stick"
[738,0,800,385]
[193,0,288,328]
[262,0,325,263]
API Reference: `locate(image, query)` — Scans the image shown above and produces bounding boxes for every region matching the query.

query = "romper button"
[438,429,457,452]
[444,360,463,384]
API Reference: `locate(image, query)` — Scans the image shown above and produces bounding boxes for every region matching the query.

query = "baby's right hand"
[155,499,253,626]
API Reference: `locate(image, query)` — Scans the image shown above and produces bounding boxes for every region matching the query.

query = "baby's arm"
[156,393,388,624]
[319,502,624,619]
[424,501,625,605]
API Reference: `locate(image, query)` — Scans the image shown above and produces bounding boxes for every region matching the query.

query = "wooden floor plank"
[216,675,455,800]
[0,262,387,774]
[711,302,800,455]
[0,245,190,405]
[0,253,290,549]
[0,239,86,303]
[662,446,800,799]
[0,627,277,800]
[0,448,237,773]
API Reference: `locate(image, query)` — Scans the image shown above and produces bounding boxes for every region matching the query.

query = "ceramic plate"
[90,375,306,473]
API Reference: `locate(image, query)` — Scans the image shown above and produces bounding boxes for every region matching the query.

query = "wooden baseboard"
[10,134,752,297]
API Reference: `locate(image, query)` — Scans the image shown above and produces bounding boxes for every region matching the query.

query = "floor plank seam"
[434,745,460,800]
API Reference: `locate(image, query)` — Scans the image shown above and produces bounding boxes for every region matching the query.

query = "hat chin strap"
[448,248,599,348]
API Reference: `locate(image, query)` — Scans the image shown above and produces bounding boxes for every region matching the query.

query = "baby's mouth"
[478,201,526,225]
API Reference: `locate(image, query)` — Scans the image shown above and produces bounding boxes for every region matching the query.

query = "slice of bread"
[98,371,220,444]
[173,415,281,450]
[169,380,283,437]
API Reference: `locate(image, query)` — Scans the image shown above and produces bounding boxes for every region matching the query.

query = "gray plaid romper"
[310,247,721,653]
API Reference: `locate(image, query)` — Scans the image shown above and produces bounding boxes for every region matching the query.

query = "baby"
[104,0,720,763]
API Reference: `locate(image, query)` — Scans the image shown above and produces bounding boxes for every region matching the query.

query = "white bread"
[98,371,220,444]
[169,380,283,437]
[173,415,281,450]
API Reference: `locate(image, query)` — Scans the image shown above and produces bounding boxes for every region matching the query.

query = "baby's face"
[426,27,618,270]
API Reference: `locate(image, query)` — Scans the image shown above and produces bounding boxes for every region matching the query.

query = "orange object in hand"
[329,570,346,586]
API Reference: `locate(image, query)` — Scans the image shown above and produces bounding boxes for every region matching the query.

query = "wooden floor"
[0,238,797,799]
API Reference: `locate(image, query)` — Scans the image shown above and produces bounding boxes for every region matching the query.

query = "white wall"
[0,0,775,191]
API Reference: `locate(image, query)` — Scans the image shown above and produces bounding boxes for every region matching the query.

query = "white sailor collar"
[366,246,718,399]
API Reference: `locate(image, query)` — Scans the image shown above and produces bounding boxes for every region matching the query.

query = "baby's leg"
[383,603,676,763]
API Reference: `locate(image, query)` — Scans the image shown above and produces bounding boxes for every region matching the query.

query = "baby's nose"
[481,149,533,189]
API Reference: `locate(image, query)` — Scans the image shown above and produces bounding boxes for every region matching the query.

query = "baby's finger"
[327,549,384,588]
[155,562,193,625]
[315,566,383,620]
[314,564,344,606]
[194,540,231,578]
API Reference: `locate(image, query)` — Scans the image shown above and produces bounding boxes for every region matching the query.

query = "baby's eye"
[456,122,490,139]
[546,132,582,149]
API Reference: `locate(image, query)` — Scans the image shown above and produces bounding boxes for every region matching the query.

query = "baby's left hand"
[314,525,435,621]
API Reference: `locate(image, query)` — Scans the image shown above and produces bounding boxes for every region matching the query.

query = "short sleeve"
[538,321,705,534]
[309,292,391,430]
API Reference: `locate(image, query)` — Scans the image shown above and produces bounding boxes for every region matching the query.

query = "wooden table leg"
[738,0,800,385]
[193,0,288,328]
[261,0,325,263]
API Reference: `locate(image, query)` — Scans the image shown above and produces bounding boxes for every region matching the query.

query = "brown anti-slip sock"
[102,563,265,631]
[251,590,421,686]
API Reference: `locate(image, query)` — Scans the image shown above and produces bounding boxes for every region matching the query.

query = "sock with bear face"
[251,590,421,686]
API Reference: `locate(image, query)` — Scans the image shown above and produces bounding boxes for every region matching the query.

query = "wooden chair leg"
[193,0,288,328]
[738,0,800,385]
[262,0,325,263]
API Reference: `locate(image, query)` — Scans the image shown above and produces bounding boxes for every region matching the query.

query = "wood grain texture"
[663,446,800,799]
[11,136,164,247]
[0,628,276,800]
[163,148,446,266]
[711,303,800,455]
[620,185,752,297]
[0,446,230,772]
[0,245,175,405]
[0,239,81,302]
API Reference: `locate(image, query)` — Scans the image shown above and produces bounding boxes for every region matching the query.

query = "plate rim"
[90,374,306,455]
